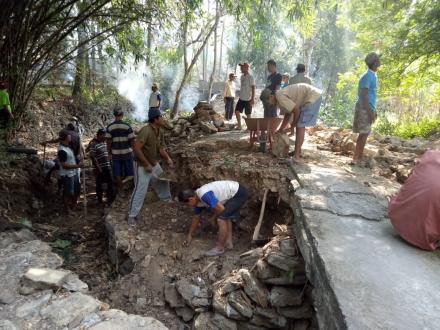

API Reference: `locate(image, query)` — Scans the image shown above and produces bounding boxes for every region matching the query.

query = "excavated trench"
[5,133,318,329]
[102,134,318,329]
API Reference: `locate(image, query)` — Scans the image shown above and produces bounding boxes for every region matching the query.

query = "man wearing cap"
[261,83,322,162]
[149,83,162,110]
[289,64,312,85]
[352,52,381,164]
[57,130,83,214]
[223,73,236,120]
[127,108,174,226]
[89,128,114,205]
[106,106,135,194]
[261,59,283,118]
[235,63,255,129]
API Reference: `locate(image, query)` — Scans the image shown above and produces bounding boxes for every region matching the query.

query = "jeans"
[224,97,234,120]
[128,162,171,218]
[96,167,114,203]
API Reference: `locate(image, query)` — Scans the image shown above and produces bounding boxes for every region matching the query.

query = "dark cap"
[113,106,123,116]
[58,129,70,140]
[97,128,106,135]
[296,64,306,72]
[267,59,277,66]
[148,107,164,120]
[239,62,249,68]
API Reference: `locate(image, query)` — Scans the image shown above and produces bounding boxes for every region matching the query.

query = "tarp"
[389,150,440,250]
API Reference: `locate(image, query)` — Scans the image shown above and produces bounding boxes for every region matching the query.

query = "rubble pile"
[0,229,167,330]
[312,127,435,183]
[166,102,233,139]
[162,228,313,330]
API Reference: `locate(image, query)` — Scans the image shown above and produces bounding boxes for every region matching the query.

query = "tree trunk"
[171,17,218,118]
[208,0,220,102]
[146,22,153,66]
[72,24,88,98]
[218,19,225,79]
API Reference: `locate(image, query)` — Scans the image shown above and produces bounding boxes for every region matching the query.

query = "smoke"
[116,63,152,121]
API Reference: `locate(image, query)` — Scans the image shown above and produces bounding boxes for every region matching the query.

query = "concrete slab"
[293,164,440,330]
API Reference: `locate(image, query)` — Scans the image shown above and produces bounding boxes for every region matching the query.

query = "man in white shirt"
[235,63,255,129]
[178,180,249,256]
[261,83,322,162]
[223,73,236,120]
[149,83,162,110]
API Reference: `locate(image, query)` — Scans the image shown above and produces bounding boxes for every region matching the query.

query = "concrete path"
[292,157,440,329]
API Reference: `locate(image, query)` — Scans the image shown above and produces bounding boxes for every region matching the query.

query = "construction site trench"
[103,131,314,329]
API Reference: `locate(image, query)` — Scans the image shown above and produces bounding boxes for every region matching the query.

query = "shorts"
[235,99,252,115]
[219,184,249,220]
[112,157,134,177]
[353,102,373,134]
[61,176,75,195]
[297,96,322,128]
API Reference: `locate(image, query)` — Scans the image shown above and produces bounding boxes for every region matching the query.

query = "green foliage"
[374,116,440,139]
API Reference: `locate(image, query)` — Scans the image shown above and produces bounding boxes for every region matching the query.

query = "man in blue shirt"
[352,52,381,164]
[178,181,248,256]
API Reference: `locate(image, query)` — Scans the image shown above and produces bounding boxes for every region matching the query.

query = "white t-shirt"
[224,80,236,97]
[276,83,322,114]
[58,144,76,177]
[239,74,255,101]
[196,180,239,208]
[149,91,161,108]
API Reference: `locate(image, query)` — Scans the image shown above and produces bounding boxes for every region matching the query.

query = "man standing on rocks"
[261,83,322,162]
[57,130,83,214]
[149,83,162,111]
[178,180,249,256]
[89,128,114,205]
[289,64,312,85]
[106,106,135,195]
[127,108,174,227]
[235,63,255,130]
[352,52,381,165]
[223,73,236,120]
[261,59,282,118]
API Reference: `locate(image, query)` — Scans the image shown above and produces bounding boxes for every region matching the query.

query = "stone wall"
[162,226,314,329]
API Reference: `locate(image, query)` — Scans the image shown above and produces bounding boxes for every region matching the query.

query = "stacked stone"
[166,102,231,138]
[164,234,314,329]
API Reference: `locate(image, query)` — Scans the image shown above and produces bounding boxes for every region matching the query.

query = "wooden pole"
[253,188,269,241]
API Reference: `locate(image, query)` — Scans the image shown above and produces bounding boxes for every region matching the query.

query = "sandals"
[205,247,225,257]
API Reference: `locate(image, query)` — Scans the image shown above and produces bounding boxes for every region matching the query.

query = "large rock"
[266,251,301,272]
[175,306,195,322]
[254,260,280,280]
[164,282,185,308]
[199,121,218,134]
[193,312,237,330]
[227,290,254,319]
[269,286,303,307]
[250,307,287,329]
[237,269,269,308]
[278,302,313,319]
[213,290,246,321]
[176,278,210,308]
[263,274,307,286]
[88,312,168,330]
[20,267,88,294]
[216,274,243,296]
[40,292,100,328]
[239,248,263,267]
[272,132,290,158]
[279,238,297,256]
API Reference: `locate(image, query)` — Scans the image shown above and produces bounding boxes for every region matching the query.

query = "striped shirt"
[106,120,135,160]
[89,142,111,170]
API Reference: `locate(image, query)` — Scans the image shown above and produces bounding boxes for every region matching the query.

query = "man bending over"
[178,180,248,257]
